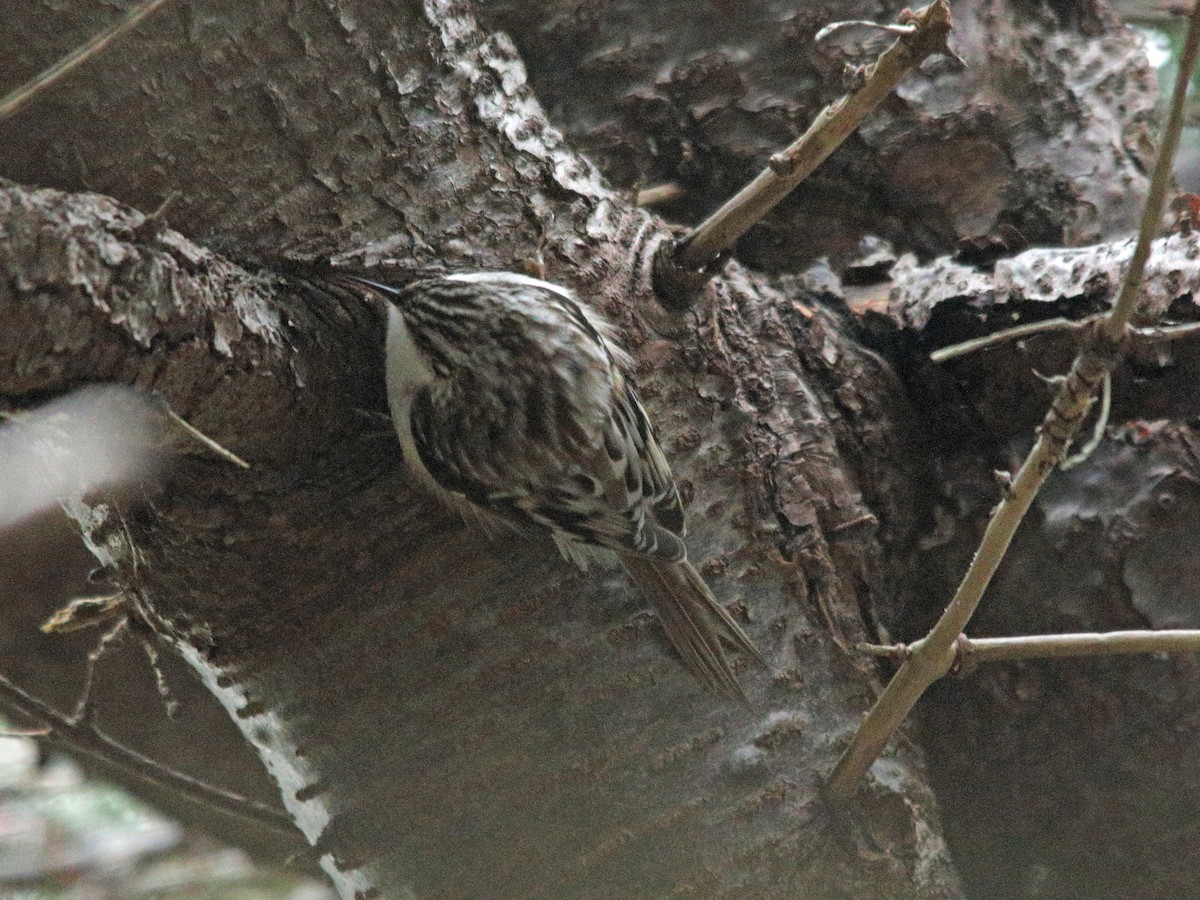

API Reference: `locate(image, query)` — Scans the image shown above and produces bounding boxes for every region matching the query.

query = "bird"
[338,270,762,700]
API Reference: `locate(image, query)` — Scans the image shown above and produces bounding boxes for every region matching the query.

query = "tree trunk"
[0,0,1180,898]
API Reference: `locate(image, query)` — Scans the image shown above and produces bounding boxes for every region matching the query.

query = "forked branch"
[824,0,1200,799]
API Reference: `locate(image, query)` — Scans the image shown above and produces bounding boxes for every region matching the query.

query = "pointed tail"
[622,556,763,702]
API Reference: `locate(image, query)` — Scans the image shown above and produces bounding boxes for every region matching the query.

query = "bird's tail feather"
[622,556,762,702]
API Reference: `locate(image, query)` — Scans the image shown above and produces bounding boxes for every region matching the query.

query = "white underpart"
[385,302,439,491]
[174,644,386,899]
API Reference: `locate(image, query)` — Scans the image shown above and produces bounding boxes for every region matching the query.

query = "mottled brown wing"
[538,286,685,539]
[612,386,685,537]
[410,382,686,561]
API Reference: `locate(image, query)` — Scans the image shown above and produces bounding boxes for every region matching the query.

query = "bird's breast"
[384,303,438,489]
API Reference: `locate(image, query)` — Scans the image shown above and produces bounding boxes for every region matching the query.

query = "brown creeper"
[342,271,761,700]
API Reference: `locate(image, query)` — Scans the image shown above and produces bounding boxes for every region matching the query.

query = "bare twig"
[676,2,951,265]
[853,642,909,659]
[0,0,176,123]
[0,671,294,832]
[1102,41,1198,342]
[828,324,1126,798]
[1132,320,1200,342]
[40,593,124,634]
[0,728,51,739]
[825,0,1200,799]
[859,629,1200,666]
[930,316,1092,362]
[961,630,1200,663]
[139,634,180,719]
[933,316,1200,363]
[814,20,917,41]
[73,617,131,724]
[166,410,251,469]
[652,1,953,305]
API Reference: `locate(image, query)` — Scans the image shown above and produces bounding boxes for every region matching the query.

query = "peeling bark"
[0,175,951,898]
[876,234,1200,900]
[479,0,1156,270]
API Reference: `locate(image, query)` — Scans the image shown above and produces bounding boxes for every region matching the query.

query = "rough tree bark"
[479,0,1157,269]
[1,1,951,896]
[884,240,1200,900]
[0,0,1186,898]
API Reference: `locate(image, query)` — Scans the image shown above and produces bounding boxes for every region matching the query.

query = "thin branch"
[934,317,1200,363]
[652,1,953,305]
[40,593,124,634]
[675,1,951,266]
[824,0,1200,800]
[0,0,176,123]
[73,617,131,724]
[0,671,294,833]
[166,409,251,469]
[962,630,1200,663]
[930,306,1200,365]
[139,632,180,719]
[1102,8,1200,342]
[814,20,918,41]
[1132,320,1200,342]
[930,316,1091,362]
[853,642,909,659]
[0,728,51,739]
[858,630,1200,665]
